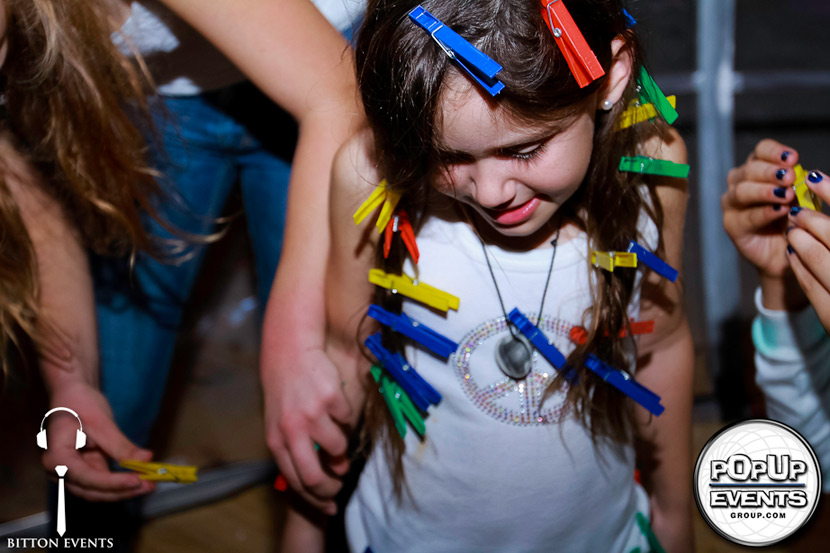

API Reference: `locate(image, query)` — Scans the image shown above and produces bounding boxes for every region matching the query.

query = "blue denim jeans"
[92,81,295,445]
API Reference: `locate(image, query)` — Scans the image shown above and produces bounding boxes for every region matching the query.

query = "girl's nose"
[468,164,515,210]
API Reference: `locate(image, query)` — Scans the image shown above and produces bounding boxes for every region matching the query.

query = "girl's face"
[435,79,596,244]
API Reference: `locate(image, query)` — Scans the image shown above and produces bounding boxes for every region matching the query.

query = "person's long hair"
[355,0,671,495]
[0,0,169,377]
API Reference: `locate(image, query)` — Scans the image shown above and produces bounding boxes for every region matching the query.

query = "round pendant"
[495,333,534,380]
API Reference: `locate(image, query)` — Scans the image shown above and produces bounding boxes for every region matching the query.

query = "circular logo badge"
[694,419,822,546]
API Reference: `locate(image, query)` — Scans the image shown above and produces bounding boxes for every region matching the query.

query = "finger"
[804,170,830,206]
[789,204,830,252]
[787,243,830,324]
[729,181,794,207]
[741,159,795,187]
[63,456,145,492]
[309,416,349,458]
[89,418,153,464]
[288,435,342,509]
[725,204,789,236]
[788,227,830,293]
[271,440,336,512]
[753,139,798,166]
[65,480,154,502]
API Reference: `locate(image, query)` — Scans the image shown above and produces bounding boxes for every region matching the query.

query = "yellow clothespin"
[792,164,821,212]
[368,269,460,312]
[352,179,402,232]
[591,251,638,272]
[119,460,198,483]
[617,96,677,130]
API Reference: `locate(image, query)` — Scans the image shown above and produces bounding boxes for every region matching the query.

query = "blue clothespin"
[409,6,505,96]
[627,241,678,282]
[623,9,637,28]
[368,305,458,358]
[507,308,567,369]
[365,333,442,411]
[585,355,664,416]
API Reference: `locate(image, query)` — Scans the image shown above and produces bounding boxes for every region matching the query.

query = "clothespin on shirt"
[368,305,458,358]
[369,269,460,312]
[118,460,198,483]
[539,0,605,88]
[353,179,402,233]
[619,156,690,179]
[618,96,677,130]
[591,251,638,273]
[384,210,420,263]
[409,6,505,96]
[365,333,441,413]
[792,164,822,211]
[371,364,427,438]
[584,355,664,416]
[569,320,656,346]
[627,241,678,282]
[637,67,678,125]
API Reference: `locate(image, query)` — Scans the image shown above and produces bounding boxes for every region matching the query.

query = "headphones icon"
[37,407,86,450]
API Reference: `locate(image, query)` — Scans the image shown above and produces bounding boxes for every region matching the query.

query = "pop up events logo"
[694,419,822,546]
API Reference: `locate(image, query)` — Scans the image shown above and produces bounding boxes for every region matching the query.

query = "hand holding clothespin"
[119,460,198,483]
[792,164,822,212]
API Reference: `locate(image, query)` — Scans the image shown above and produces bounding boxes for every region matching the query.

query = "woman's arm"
[2,138,154,501]
[634,129,695,553]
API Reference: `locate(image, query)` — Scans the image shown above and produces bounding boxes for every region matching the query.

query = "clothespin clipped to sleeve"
[584,355,664,416]
[118,460,198,483]
[792,164,822,211]
[637,67,678,125]
[368,305,458,358]
[369,269,460,312]
[371,365,427,438]
[569,320,655,345]
[618,96,677,130]
[353,179,402,233]
[591,250,638,273]
[619,156,690,179]
[627,241,678,282]
[409,6,505,96]
[365,333,441,412]
[539,0,605,88]
[384,210,420,263]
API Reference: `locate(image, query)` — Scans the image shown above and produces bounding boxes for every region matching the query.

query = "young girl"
[326,0,694,550]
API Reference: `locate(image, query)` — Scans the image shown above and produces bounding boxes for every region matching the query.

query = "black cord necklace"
[478,226,561,380]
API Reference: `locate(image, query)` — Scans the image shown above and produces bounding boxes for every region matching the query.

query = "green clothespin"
[393,380,426,436]
[619,156,690,179]
[370,365,426,438]
[635,512,667,553]
[637,68,678,125]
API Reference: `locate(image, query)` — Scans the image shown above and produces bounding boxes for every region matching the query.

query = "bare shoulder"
[332,128,383,206]
[642,127,688,166]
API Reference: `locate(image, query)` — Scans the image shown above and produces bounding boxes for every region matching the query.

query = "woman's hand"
[786,169,830,333]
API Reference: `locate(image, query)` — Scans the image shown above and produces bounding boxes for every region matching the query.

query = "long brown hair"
[355,0,669,490]
[0,0,169,378]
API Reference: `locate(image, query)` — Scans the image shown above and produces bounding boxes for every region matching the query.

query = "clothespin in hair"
[792,164,822,211]
[636,68,678,125]
[369,269,460,312]
[619,156,690,179]
[365,333,441,413]
[618,96,677,130]
[569,320,656,345]
[627,241,678,282]
[353,179,402,233]
[584,355,664,416]
[409,6,505,96]
[539,0,605,88]
[371,365,427,438]
[118,460,198,483]
[368,305,458,358]
[384,210,420,263]
[623,9,637,28]
[591,251,638,273]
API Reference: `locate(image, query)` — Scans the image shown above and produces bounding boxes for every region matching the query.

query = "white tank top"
[345,213,659,553]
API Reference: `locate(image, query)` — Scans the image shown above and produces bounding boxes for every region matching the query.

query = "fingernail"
[782,151,792,161]
[790,206,802,216]
[808,171,823,183]
[776,169,787,180]
[774,187,787,198]
[787,245,795,255]
[773,203,781,211]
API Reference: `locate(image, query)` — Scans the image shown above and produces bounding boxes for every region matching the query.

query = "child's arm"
[633,128,695,553]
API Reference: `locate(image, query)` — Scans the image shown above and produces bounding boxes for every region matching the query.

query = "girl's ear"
[597,37,633,110]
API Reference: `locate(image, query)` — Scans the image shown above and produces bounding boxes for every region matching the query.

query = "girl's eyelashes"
[503,140,548,162]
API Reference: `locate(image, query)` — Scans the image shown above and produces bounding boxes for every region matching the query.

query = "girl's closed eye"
[504,140,549,162]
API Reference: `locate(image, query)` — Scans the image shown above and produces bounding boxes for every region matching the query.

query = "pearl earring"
[601,99,614,111]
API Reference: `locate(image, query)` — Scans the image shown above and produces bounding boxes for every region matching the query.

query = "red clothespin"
[539,0,605,88]
[569,321,655,345]
[274,474,287,492]
[383,210,420,264]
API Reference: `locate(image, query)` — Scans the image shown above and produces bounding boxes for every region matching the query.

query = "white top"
[114,0,365,96]
[752,288,830,493]
[345,213,659,552]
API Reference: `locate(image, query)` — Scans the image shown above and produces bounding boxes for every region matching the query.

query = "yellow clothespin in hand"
[353,179,402,232]
[618,96,677,130]
[119,460,198,483]
[591,251,638,273]
[368,269,460,312]
[792,164,821,212]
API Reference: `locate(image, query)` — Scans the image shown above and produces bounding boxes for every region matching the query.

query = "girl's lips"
[491,197,541,225]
